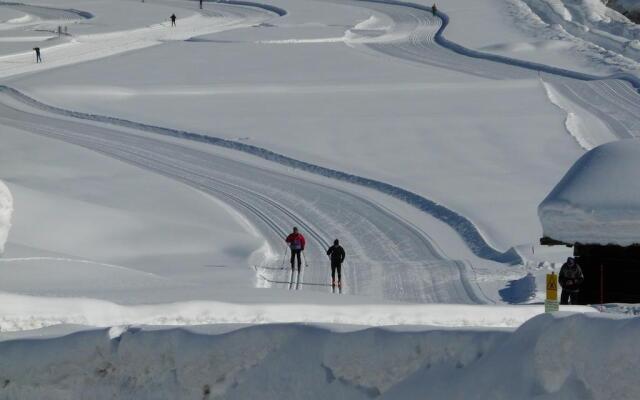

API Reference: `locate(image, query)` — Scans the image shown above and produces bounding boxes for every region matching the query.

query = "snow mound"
[0,313,636,399]
[539,139,640,245]
[0,180,13,254]
[352,15,390,31]
[5,14,34,24]
[344,15,392,43]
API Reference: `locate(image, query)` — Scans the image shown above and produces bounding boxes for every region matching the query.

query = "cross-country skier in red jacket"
[285,227,306,271]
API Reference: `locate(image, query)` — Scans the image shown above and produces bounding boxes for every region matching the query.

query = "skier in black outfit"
[559,257,584,305]
[432,3,437,15]
[33,47,42,63]
[327,239,346,287]
[170,13,177,27]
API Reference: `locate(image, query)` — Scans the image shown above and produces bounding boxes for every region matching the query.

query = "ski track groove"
[0,85,519,267]
[0,96,487,303]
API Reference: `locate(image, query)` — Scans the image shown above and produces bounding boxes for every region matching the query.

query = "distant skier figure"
[170,13,177,27]
[326,239,346,287]
[559,257,584,305]
[285,227,306,272]
[33,47,42,63]
[432,3,437,15]
[200,0,203,9]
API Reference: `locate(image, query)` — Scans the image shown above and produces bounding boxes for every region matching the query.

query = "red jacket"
[286,232,306,251]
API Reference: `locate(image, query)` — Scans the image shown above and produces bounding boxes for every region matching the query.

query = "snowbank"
[0,313,636,399]
[0,180,12,253]
[539,139,640,246]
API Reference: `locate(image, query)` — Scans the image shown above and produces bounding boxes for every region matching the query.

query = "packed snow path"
[3,0,640,305]
[0,0,278,77]
[0,90,488,304]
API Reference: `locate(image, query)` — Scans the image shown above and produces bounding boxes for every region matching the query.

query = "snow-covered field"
[1,0,639,397]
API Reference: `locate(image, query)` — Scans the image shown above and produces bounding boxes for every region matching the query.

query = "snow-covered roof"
[539,139,640,246]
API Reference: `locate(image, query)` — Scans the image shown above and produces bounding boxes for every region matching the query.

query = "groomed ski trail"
[0,0,281,79]
[0,90,489,304]
[0,83,520,267]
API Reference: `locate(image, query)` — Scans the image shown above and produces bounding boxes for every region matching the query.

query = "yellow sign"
[545,272,559,313]
[546,273,558,300]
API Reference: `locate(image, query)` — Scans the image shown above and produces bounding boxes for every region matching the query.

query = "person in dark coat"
[559,257,584,305]
[170,13,177,27]
[33,47,42,63]
[326,239,346,287]
[432,3,437,15]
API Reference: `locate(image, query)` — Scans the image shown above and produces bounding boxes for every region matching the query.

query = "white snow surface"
[3,0,639,311]
[0,291,594,332]
[539,139,640,246]
[0,0,639,397]
[0,180,12,253]
[1,0,637,312]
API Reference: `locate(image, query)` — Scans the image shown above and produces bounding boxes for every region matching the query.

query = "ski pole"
[281,246,288,269]
[302,251,309,267]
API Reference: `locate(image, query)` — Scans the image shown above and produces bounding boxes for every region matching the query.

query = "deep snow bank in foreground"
[539,139,640,246]
[0,313,636,399]
[0,180,12,254]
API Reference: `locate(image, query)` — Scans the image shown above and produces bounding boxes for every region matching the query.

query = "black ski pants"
[331,262,342,282]
[290,249,302,271]
[561,290,579,305]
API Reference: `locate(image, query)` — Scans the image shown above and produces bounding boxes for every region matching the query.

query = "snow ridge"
[0,85,520,265]
[539,79,593,149]
[206,0,287,16]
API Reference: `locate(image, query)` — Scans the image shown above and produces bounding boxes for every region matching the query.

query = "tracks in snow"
[0,0,279,79]
[0,88,489,304]
[0,84,521,269]
[346,0,640,143]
